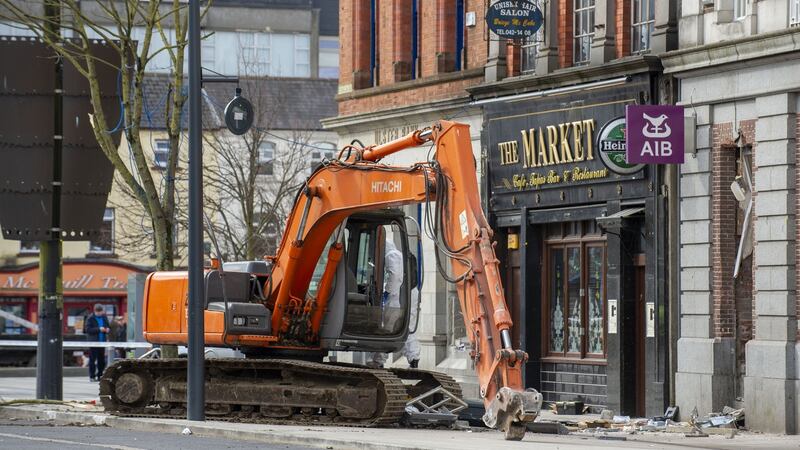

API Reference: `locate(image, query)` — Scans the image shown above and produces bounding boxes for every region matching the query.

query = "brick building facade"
[663,3,800,434]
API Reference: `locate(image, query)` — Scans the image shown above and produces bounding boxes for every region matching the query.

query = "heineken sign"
[486,0,544,38]
[597,116,645,175]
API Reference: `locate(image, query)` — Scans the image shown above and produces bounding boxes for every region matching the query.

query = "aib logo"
[625,105,684,165]
[641,113,671,139]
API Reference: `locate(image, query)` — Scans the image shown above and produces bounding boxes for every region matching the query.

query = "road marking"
[0,431,147,450]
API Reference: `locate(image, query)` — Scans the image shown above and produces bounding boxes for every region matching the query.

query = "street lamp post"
[187,0,205,421]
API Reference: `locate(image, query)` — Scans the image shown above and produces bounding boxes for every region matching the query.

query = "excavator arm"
[267,120,542,438]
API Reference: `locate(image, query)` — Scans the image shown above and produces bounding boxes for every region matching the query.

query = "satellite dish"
[224,87,254,135]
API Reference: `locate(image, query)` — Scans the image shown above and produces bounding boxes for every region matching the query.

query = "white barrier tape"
[0,340,152,349]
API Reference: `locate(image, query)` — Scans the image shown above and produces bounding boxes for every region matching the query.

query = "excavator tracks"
[99,358,463,427]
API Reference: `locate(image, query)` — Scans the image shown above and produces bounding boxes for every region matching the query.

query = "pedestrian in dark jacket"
[84,304,110,381]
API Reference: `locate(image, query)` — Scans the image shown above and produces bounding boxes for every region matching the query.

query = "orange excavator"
[100,120,542,440]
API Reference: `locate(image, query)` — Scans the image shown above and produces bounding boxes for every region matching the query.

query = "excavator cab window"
[342,218,410,338]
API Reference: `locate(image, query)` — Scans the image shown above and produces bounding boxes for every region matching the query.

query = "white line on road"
[0,431,147,450]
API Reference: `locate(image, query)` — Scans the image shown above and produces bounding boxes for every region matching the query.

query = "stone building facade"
[663,1,800,434]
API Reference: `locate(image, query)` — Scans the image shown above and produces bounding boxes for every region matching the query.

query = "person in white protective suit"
[366,239,421,368]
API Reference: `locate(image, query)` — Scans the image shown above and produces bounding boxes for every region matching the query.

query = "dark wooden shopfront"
[482,71,669,416]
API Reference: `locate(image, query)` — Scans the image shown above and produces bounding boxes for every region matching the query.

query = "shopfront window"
[0,299,28,335]
[546,221,606,358]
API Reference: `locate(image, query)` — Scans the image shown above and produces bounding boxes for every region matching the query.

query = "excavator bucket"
[482,387,543,441]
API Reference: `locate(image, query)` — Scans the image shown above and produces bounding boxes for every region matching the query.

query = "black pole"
[187,0,205,421]
[36,1,63,401]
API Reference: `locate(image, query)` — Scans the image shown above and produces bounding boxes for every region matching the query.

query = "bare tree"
[201,78,314,261]
[0,0,209,270]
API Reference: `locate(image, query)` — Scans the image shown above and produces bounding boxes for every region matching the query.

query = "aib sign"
[625,105,685,164]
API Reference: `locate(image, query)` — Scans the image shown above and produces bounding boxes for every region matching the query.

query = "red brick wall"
[506,41,521,77]
[465,0,486,70]
[436,0,457,73]
[711,123,737,338]
[351,0,372,90]
[339,1,353,89]
[616,0,631,58]
[338,0,488,116]
[558,0,574,68]
[338,76,481,116]
[390,0,412,82]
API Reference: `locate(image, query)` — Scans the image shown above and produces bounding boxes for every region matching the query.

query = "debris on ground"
[552,401,584,415]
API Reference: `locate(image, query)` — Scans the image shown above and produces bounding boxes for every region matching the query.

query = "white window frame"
[294,34,311,77]
[734,0,747,20]
[573,0,595,66]
[791,0,800,26]
[154,139,170,169]
[257,141,276,176]
[631,0,655,54]
[239,32,271,76]
[201,31,215,69]
[309,142,337,171]
[89,208,115,254]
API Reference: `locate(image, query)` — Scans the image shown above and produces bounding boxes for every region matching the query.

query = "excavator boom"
[266,120,541,437]
[101,120,540,440]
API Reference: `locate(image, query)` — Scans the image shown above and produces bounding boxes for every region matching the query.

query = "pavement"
[1,377,799,450]
[0,376,100,401]
[0,418,314,450]
[1,402,799,450]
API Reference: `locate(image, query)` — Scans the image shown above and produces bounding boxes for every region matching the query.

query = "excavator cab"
[318,210,420,353]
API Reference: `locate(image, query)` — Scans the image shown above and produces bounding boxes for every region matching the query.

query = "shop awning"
[595,207,645,230]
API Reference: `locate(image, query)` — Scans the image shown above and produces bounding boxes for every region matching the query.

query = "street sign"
[625,105,685,164]
[224,88,254,135]
[486,0,543,39]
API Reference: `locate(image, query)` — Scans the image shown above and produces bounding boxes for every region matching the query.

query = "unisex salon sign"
[486,0,544,38]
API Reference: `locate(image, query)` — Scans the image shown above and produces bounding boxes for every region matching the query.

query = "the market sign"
[486,0,544,38]
[597,117,646,175]
[496,118,613,190]
[625,105,685,164]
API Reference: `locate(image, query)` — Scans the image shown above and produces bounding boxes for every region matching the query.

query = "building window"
[454,0,465,71]
[370,0,379,86]
[319,37,340,78]
[632,0,655,53]
[521,34,542,73]
[19,241,39,255]
[411,0,420,79]
[239,32,271,75]
[791,0,800,26]
[154,139,169,169]
[546,222,606,359]
[310,142,337,171]
[89,208,115,254]
[201,31,215,69]
[257,142,275,176]
[573,0,595,65]
[294,34,310,77]
[734,0,747,19]
[0,300,28,335]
